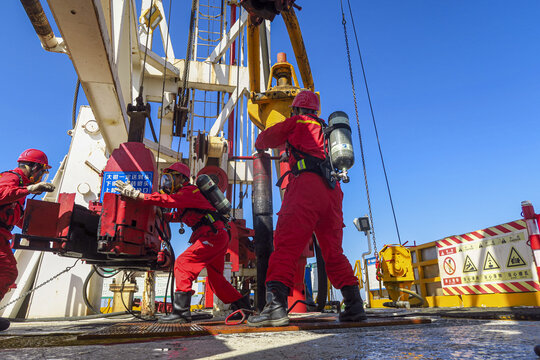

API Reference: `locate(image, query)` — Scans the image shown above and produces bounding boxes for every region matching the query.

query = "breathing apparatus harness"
[177,207,226,235]
[160,171,230,235]
[0,171,25,232]
[276,114,351,189]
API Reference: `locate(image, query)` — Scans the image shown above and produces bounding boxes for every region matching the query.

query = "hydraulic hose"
[83,267,101,314]
[313,237,327,312]
[383,286,426,308]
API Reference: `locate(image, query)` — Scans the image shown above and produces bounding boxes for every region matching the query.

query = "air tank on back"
[328,111,354,183]
[196,174,231,216]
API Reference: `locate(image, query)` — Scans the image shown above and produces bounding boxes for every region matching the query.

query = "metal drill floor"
[78,314,431,340]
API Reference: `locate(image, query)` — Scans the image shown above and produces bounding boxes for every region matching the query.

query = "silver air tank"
[328,111,354,183]
[196,174,232,215]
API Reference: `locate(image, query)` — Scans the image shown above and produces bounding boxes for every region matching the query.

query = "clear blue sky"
[2,1,540,268]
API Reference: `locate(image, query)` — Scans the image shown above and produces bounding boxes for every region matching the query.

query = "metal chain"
[340,1,377,256]
[345,0,402,245]
[0,259,80,312]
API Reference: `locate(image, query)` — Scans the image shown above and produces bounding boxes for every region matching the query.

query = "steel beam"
[48,0,130,152]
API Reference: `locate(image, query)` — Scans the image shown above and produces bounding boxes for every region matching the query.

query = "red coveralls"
[0,169,30,300]
[142,184,243,304]
[255,114,358,290]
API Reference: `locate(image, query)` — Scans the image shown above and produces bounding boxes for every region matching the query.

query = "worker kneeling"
[247,91,366,327]
[114,163,251,323]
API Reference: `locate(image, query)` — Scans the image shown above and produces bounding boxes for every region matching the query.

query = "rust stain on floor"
[78,315,431,340]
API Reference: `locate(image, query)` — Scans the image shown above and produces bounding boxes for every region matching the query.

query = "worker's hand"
[27,182,56,194]
[279,152,289,163]
[113,180,141,200]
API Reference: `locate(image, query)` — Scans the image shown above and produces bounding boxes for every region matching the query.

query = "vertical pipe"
[226,4,237,202]
[239,95,244,156]
[252,152,273,311]
[259,20,271,88]
[246,17,261,93]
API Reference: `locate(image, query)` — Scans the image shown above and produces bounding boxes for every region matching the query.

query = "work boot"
[229,294,253,320]
[159,291,192,323]
[247,281,289,327]
[0,317,10,331]
[339,285,367,322]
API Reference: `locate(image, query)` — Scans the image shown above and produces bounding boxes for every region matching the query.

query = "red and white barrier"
[521,201,540,280]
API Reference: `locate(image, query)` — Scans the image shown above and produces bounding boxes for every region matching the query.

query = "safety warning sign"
[437,220,540,294]
[483,252,500,270]
[507,247,526,268]
[463,256,477,273]
[443,257,456,275]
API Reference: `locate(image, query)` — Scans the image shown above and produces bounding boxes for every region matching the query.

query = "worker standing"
[247,91,366,327]
[114,163,250,323]
[0,149,56,331]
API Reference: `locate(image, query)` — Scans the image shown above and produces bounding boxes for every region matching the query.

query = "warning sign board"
[483,252,500,270]
[443,257,456,275]
[507,247,526,268]
[437,220,540,294]
[463,256,477,273]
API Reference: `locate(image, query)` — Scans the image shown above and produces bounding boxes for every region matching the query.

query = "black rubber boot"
[0,317,10,331]
[159,291,192,323]
[229,294,253,320]
[339,285,367,322]
[247,281,289,327]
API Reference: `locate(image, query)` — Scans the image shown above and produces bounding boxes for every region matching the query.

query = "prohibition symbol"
[443,257,456,275]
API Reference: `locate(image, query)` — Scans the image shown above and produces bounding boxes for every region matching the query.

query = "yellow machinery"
[244,7,317,131]
[378,244,425,308]
[248,52,317,130]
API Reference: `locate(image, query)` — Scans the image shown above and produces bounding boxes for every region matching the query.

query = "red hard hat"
[165,162,190,178]
[17,149,51,169]
[291,91,320,111]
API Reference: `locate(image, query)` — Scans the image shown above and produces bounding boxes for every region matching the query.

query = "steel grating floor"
[77,314,431,340]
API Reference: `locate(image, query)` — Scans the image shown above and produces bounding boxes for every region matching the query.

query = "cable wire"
[344,0,402,245]
[139,0,156,96]
[339,1,379,253]
[72,78,81,128]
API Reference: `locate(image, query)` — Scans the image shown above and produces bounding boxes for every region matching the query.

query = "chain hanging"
[0,259,80,312]
[340,1,378,256]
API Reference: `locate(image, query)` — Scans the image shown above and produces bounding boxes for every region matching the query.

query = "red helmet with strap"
[164,162,190,179]
[17,149,51,169]
[290,90,320,111]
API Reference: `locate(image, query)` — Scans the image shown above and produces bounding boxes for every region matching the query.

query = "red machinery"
[12,142,172,270]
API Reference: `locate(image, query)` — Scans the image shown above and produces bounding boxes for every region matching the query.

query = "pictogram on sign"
[506,247,526,268]
[483,251,500,270]
[443,257,456,275]
[463,255,478,273]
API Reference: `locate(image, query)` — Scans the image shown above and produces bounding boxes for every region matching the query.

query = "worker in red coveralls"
[114,162,250,323]
[247,91,367,327]
[0,149,56,331]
